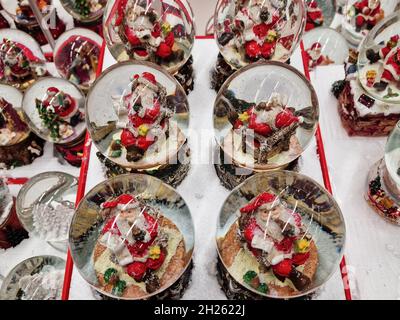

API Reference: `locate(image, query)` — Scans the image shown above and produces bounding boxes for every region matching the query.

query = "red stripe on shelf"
[61,40,106,301]
[195,35,215,39]
[4,177,29,185]
[300,41,353,301]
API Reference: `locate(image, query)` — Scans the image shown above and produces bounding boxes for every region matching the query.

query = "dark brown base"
[54,135,86,167]
[73,18,103,36]
[216,257,312,300]
[366,159,400,226]
[0,133,44,169]
[92,260,193,300]
[15,14,66,46]
[211,54,291,93]
[214,147,300,190]
[175,55,195,95]
[96,143,191,188]
[338,81,400,137]
[0,198,29,249]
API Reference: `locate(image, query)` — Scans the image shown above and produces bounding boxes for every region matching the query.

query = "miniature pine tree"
[35,99,61,139]
[74,0,91,17]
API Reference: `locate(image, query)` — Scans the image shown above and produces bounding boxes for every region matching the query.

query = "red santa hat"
[310,42,322,50]
[240,192,277,213]
[308,1,318,9]
[133,72,159,92]
[102,194,136,209]
[47,87,60,95]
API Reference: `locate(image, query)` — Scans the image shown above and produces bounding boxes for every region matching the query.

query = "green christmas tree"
[35,99,61,139]
[74,0,91,17]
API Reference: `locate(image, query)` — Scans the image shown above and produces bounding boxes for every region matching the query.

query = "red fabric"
[240,192,276,213]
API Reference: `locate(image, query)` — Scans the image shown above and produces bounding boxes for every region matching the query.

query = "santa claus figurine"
[110,72,171,162]
[353,0,384,32]
[306,42,334,69]
[99,194,166,282]
[305,0,324,31]
[239,192,312,291]
[375,47,400,92]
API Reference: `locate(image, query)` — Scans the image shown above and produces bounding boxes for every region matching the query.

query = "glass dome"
[305,0,336,32]
[86,61,189,170]
[0,255,65,300]
[69,173,195,300]
[385,121,400,187]
[303,27,349,71]
[216,171,346,299]
[0,178,13,227]
[213,61,319,171]
[54,28,103,92]
[22,77,86,144]
[1,0,52,26]
[358,12,400,104]
[0,29,47,89]
[343,0,399,45]
[60,0,107,23]
[16,172,77,250]
[0,84,31,147]
[214,0,306,70]
[103,0,195,74]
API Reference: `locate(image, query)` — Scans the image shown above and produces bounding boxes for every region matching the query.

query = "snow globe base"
[0,198,28,249]
[211,55,292,93]
[14,15,66,46]
[216,256,312,300]
[0,132,44,169]
[366,158,400,225]
[214,147,300,190]
[174,56,194,95]
[54,134,86,168]
[73,18,103,36]
[96,142,191,188]
[91,260,193,300]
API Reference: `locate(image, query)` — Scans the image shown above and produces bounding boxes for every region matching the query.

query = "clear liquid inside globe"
[103,0,195,74]
[214,0,306,70]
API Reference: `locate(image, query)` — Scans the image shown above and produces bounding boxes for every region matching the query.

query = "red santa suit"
[381,47,400,84]
[305,1,324,31]
[354,0,382,30]
[379,35,400,59]
[306,42,324,69]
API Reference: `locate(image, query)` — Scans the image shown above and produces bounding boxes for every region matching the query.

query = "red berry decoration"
[275,110,299,128]
[245,41,261,59]
[127,261,147,281]
[156,42,172,58]
[292,252,310,266]
[253,23,269,38]
[272,259,293,277]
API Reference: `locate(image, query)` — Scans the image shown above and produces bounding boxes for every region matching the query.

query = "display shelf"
[61,39,348,300]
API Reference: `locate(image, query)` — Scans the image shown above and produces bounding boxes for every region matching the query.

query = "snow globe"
[103,0,195,93]
[22,77,86,166]
[0,255,65,300]
[16,172,78,251]
[0,29,48,91]
[305,0,336,32]
[333,12,400,136]
[0,178,28,249]
[213,61,319,189]
[342,0,400,46]
[212,0,306,91]
[367,121,400,225]
[54,28,103,93]
[86,61,190,187]
[0,0,66,45]
[69,173,195,300]
[0,84,44,169]
[216,171,346,299]
[303,27,349,71]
